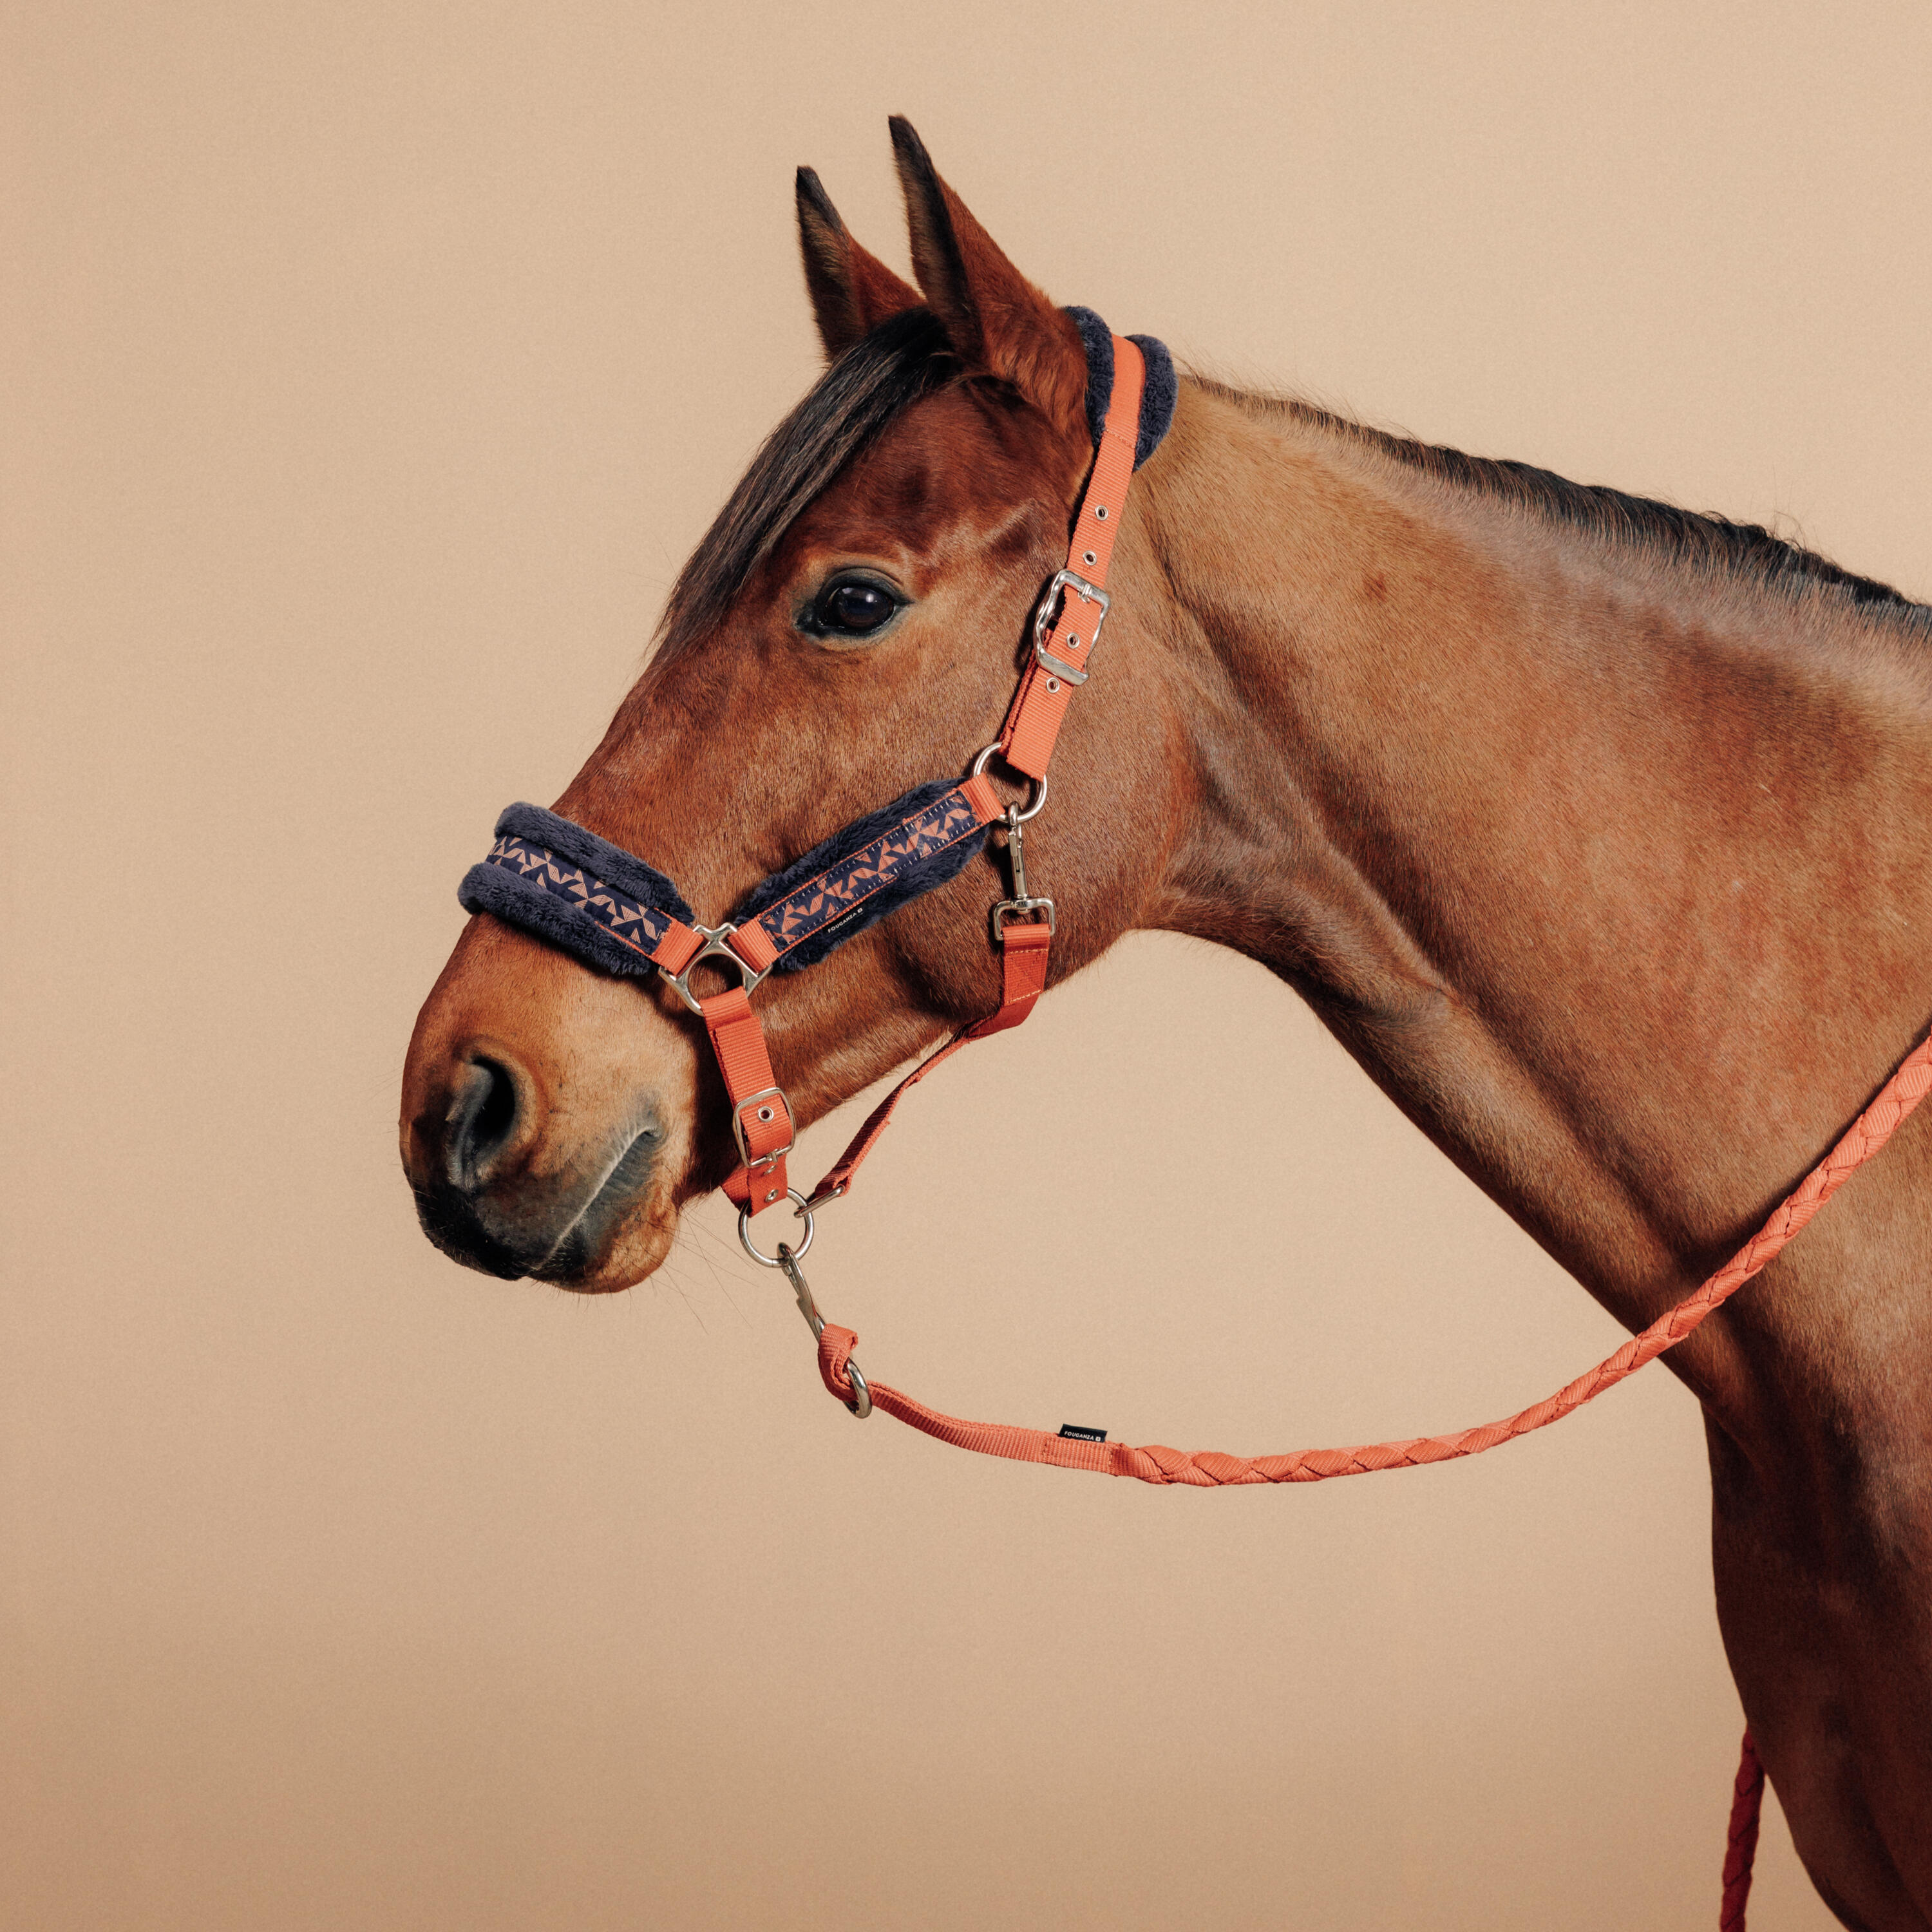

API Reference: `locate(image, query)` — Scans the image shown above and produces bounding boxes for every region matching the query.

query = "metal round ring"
[968,743,1049,822]
[843,1360,873,1419]
[738,1189,815,1266]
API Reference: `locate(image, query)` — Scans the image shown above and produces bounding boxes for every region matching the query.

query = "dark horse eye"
[809,577,900,638]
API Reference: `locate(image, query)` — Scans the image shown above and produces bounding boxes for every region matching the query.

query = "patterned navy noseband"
[458,310,1173,998]
[460,777,999,989]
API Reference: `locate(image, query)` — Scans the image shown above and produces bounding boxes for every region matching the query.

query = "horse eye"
[810,578,900,638]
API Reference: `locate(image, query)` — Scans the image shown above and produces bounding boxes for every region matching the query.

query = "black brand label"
[1057,1425,1108,1443]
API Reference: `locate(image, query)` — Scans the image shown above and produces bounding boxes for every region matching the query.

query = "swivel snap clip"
[735,1196,869,1417]
[778,1242,871,1419]
[989,804,1056,943]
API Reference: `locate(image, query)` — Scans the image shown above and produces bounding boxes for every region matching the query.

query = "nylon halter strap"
[800,341,1149,1209]
[726,336,1149,1213]
[459,330,1153,1216]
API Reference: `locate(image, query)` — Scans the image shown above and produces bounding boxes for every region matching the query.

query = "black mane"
[1215,383,1926,620]
[656,330,1927,658]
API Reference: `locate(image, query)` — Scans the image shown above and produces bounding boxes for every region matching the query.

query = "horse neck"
[1131,381,1932,1407]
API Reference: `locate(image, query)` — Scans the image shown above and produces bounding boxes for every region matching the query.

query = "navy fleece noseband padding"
[1065,307,1176,469]
[459,786,994,981]
[731,778,992,972]
[459,803,696,981]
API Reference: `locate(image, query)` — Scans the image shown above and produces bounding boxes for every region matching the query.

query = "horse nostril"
[445,1055,523,1192]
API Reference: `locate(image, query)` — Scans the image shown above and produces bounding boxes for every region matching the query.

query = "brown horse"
[401,120,1932,1928]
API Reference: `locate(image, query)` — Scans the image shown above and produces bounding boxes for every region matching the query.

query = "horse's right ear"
[889,117,1088,448]
[796,166,923,362]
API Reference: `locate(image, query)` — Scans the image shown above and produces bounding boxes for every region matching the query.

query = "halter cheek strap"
[459,322,1159,1214]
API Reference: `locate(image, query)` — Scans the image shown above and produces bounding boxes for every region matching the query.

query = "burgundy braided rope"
[1721,1731,1765,1930]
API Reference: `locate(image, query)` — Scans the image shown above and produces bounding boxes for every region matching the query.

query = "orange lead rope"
[791,1030,1932,1928]
[809,1030,1932,1484]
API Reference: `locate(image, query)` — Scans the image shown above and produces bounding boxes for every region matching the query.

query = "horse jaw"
[399,916,698,1293]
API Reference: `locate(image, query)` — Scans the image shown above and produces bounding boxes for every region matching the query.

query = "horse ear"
[796,166,923,362]
[888,117,1088,445]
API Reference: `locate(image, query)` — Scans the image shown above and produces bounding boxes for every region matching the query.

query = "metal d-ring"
[968,742,1048,822]
[738,1187,815,1265]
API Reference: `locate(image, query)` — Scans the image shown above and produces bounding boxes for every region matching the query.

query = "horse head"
[401,120,1180,1290]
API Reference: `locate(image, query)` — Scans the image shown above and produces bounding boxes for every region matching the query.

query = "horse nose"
[441,1050,531,1192]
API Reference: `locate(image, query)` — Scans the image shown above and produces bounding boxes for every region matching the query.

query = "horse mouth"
[413,1122,668,1294]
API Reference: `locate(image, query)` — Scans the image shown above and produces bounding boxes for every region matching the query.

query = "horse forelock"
[656,308,958,663]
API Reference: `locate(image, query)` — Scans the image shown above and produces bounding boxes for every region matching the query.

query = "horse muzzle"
[400,921,696,1292]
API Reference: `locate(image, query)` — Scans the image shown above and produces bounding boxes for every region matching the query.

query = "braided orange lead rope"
[804,1028,1932,1926]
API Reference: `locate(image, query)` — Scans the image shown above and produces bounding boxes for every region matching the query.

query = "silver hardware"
[1094,504,1107,519]
[989,804,1056,942]
[968,742,1048,822]
[844,1361,872,1415]
[660,923,771,1018]
[739,1188,815,1264]
[1032,568,1110,686]
[777,1243,871,1417]
[729,1084,795,1173]
[1082,549,1097,566]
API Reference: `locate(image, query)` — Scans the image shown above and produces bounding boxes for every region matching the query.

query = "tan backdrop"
[7,4,1929,1927]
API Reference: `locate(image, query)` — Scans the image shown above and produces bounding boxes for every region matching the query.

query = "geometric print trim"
[480,781,990,973]
[746,783,990,958]
[482,834,686,963]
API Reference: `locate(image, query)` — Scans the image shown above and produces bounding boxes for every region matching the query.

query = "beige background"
[6,3,1929,1927]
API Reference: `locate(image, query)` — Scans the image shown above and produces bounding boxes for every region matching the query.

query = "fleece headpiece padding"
[1065,308,1176,469]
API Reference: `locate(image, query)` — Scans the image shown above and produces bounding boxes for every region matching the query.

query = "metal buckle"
[991,898,1056,942]
[659,923,771,1018]
[1032,568,1110,685]
[730,1083,795,1174]
[988,804,1054,942]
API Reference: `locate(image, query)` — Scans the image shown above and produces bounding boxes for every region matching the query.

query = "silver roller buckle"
[730,1084,795,1177]
[1032,568,1110,686]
